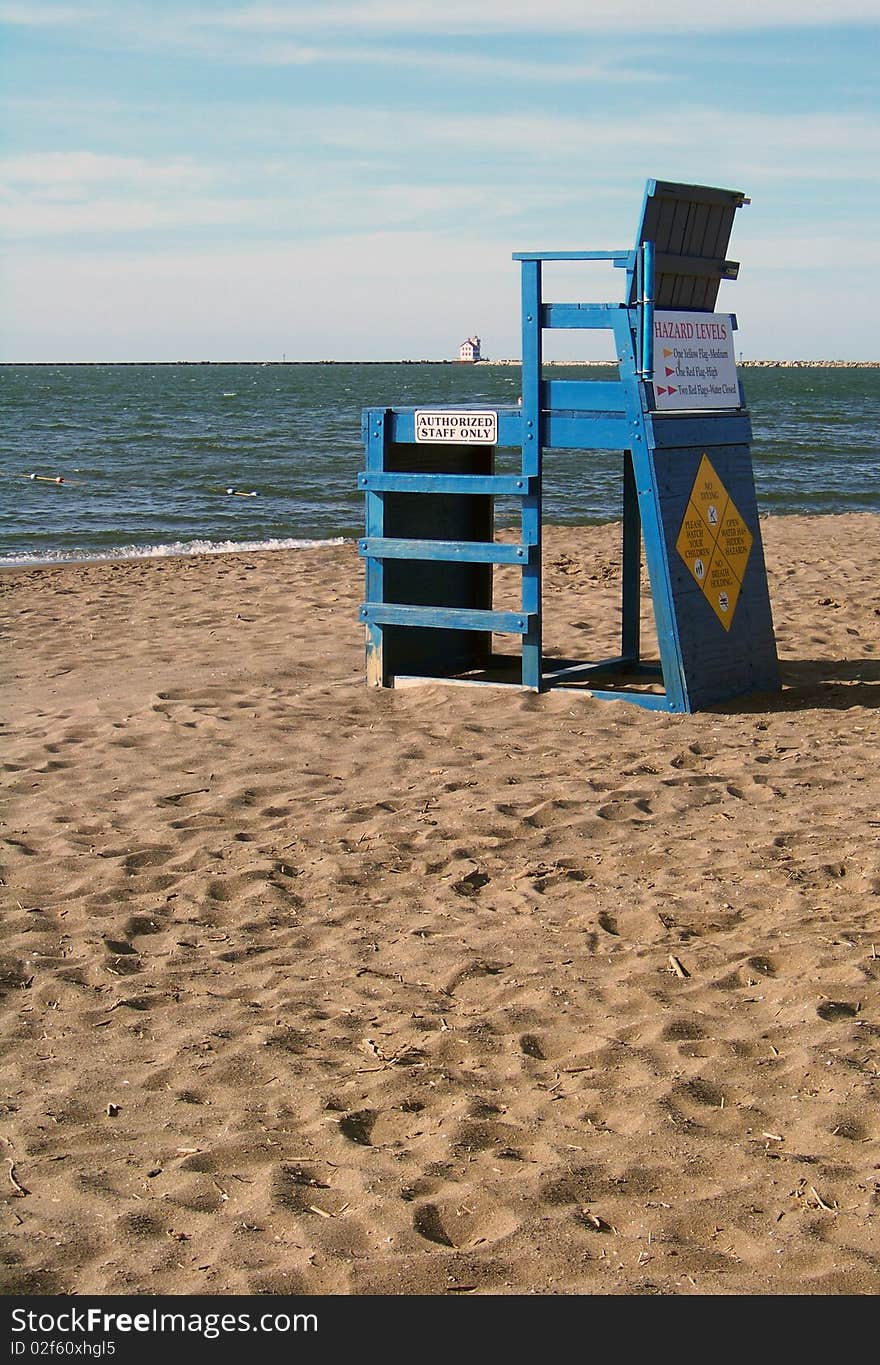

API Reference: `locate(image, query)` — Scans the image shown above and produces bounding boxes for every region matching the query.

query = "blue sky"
[1,1,878,361]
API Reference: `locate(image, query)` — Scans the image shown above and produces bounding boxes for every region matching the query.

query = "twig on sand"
[810,1186,837,1214]
[7,1159,28,1197]
[668,954,690,978]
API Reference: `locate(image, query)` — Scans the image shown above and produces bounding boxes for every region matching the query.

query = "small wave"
[0,536,348,569]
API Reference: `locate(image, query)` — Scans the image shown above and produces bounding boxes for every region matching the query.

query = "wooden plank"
[359,537,533,565]
[513,250,632,263]
[566,687,674,711]
[648,413,751,446]
[393,675,534,692]
[364,410,388,687]
[520,257,543,690]
[357,472,532,495]
[543,656,643,682]
[542,302,622,329]
[360,604,534,634]
[542,413,631,449]
[647,180,747,209]
[541,380,625,412]
[622,451,641,660]
[654,253,739,281]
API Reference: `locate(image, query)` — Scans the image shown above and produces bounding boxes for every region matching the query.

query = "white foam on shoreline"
[0,536,349,569]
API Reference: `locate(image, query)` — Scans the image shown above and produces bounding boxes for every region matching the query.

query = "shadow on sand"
[717,656,880,714]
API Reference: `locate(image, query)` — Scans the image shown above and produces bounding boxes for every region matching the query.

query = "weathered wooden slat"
[541,380,626,411]
[513,250,632,263]
[654,252,739,281]
[543,413,632,449]
[562,686,673,711]
[360,603,535,634]
[541,303,622,329]
[357,471,532,495]
[647,180,748,209]
[542,655,657,682]
[648,413,751,446]
[359,537,533,564]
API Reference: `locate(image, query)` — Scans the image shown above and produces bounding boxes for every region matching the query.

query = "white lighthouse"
[458,335,482,362]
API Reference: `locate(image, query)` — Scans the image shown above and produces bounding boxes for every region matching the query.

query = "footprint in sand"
[596,797,653,822]
[827,1111,870,1141]
[816,1000,859,1021]
[413,1195,518,1249]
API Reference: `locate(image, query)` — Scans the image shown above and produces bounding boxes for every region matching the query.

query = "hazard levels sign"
[675,454,753,630]
[652,312,741,410]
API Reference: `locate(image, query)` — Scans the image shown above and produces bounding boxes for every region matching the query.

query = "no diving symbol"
[719,591,729,613]
[694,558,705,580]
[707,504,718,526]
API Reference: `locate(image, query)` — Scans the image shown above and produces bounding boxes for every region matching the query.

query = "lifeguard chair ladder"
[358,179,780,712]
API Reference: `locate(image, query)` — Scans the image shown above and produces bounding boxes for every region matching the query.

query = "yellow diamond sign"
[675,454,753,631]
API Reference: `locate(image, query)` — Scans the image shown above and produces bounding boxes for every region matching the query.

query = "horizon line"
[3,358,879,367]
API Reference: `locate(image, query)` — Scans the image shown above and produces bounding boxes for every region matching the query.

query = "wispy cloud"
[4,1,877,62]
[3,101,876,245]
[0,3,99,24]
[245,104,880,187]
[0,150,214,189]
[0,5,667,81]
[193,1,880,36]
[208,41,665,82]
[0,151,228,236]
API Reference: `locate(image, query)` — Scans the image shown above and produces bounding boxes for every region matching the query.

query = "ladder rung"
[359,604,535,634]
[358,472,534,495]
[358,538,534,564]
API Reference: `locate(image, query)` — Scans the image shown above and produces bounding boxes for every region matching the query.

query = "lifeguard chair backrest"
[629,179,749,311]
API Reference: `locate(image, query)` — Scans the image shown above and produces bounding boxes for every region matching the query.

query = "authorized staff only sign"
[415,410,498,443]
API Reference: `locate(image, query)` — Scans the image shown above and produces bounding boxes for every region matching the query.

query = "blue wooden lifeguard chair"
[358,178,781,712]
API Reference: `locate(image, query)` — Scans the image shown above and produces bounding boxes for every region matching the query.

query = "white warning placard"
[415,410,498,443]
[651,313,740,411]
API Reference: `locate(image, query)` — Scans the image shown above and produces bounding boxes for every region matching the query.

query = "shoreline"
[2,509,875,577]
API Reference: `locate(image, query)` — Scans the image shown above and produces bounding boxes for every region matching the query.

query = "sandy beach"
[1,513,878,1297]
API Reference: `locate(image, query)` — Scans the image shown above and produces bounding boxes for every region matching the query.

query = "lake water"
[1,362,877,567]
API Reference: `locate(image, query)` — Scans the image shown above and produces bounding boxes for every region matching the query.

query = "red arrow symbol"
[665,366,675,377]
[656,385,667,395]
[668,384,677,395]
